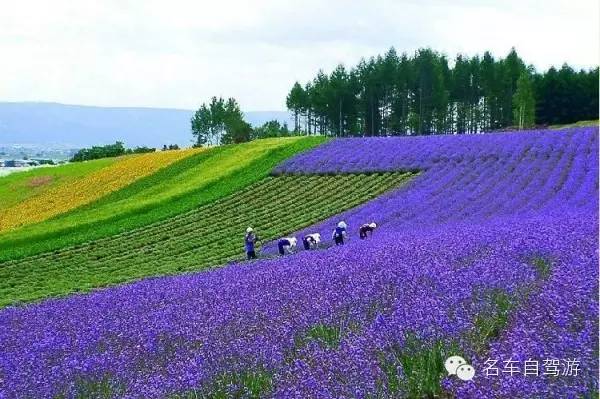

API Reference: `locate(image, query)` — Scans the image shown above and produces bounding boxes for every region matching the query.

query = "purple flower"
[0,127,597,398]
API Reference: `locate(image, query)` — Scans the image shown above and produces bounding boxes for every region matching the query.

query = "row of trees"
[189,48,597,145]
[535,65,599,125]
[71,142,183,161]
[286,47,598,136]
[191,97,292,146]
[71,142,155,162]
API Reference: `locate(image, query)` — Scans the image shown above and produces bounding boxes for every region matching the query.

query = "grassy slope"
[0,137,326,261]
[0,149,201,232]
[0,172,414,306]
[0,157,117,211]
[549,120,598,129]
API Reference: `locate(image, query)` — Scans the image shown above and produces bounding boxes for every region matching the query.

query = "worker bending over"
[278,237,297,255]
[359,222,377,239]
[302,233,321,250]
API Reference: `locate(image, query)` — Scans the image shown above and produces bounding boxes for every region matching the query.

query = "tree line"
[70,142,179,162]
[189,47,597,146]
[285,47,598,136]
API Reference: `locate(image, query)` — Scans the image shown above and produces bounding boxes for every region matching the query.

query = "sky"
[1,0,598,111]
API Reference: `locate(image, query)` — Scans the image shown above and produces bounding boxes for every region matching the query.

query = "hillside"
[0,148,202,232]
[0,127,598,398]
[0,102,292,147]
[0,157,117,211]
[0,172,413,305]
[0,137,325,260]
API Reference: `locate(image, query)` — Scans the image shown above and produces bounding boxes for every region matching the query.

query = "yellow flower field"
[0,148,202,232]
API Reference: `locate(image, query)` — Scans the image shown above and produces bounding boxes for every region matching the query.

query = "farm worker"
[332,221,348,246]
[245,227,259,260]
[278,237,297,255]
[359,222,377,239]
[302,233,321,250]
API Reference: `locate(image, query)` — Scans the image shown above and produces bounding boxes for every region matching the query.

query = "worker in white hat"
[359,222,378,239]
[302,232,322,250]
[244,227,259,259]
[332,221,348,246]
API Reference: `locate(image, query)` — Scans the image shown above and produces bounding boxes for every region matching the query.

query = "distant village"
[0,158,61,168]
[0,145,77,172]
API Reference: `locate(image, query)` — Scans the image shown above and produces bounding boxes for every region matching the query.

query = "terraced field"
[0,157,118,212]
[0,128,597,398]
[0,149,201,232]
[0,172,413,306]
[0,137,325,260]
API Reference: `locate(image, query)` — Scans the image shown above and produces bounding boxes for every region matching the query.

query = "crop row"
[273,127,598,175]
[0,172,412,306]
[0,127,597,397]
[1,211,594,398]
[262,127,598,251]
[0,137,326,261]
[0,149,201,232]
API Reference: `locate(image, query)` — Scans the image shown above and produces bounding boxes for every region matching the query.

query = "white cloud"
[0,0,597,110]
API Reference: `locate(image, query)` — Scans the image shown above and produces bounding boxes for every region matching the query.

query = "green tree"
[222,118,252,144]
[303,82,313,134]
[288,46,598,136]
[389,52,414,135]
[71,141,127,162]
[310,70,330,135]
[221,98,252,144]
[480,51,500,131]
[252,120,290,139]
[513,70,536,128]
[191,97,227,146]
[190,104,210,146]
[71,142,155,162]
[286,82,306,132]
[356,57,381,136]
[327,64,357,136]
[413,49,447,134]
[499,48,526,126]
[192,97,252,146]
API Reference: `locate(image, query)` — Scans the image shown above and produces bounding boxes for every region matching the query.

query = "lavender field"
[1,127,598,398]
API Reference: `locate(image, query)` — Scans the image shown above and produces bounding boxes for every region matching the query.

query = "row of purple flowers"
[0,127,597,397]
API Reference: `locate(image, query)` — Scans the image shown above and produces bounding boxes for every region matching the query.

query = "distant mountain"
[0,102,292,148]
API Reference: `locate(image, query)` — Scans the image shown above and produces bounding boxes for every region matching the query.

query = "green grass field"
[0,157,117,211]
[0,172,414,306]
[0,137,326,261]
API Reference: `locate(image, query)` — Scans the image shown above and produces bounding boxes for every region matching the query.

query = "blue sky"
[1,0,598,111]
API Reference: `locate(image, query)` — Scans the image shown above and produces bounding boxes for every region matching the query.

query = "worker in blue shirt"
[332,221,348,245]
[245,227,259,259]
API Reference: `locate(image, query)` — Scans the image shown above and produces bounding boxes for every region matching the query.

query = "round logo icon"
[456,364,476,381]
[444,355,466,375]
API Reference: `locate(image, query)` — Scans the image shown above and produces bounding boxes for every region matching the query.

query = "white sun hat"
[246,227,253,233]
